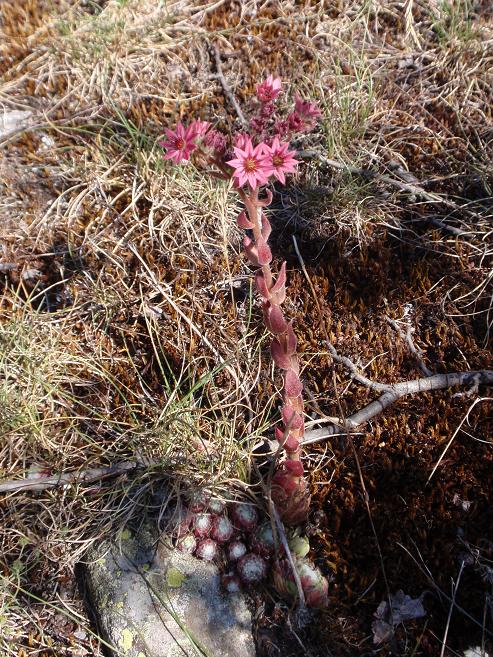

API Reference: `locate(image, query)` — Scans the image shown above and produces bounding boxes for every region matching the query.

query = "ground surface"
[1,1,492,656]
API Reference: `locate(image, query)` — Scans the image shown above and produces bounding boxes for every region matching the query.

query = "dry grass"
[1,0,493,655]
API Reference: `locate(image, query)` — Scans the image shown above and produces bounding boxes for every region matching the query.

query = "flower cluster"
[160,78,321,529]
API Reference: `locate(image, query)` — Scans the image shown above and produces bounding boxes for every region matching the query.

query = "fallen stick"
[303,369,493,444]
[0,461,141,494]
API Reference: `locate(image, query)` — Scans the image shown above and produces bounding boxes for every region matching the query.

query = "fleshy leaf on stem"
[272,468,310,525]
[271,338,292,370]
[255,271,271,300]
[243,236,259,267]
[263,303,288,335]
[275,426,301,452]
[237,211,254,230]
[256,236,273,265]
[281,404,304,431]
[285,369,303,398]
[261,213,272,240]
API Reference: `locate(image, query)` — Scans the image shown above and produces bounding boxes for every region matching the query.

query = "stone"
[0,109,33,138]
[83,524,255,657]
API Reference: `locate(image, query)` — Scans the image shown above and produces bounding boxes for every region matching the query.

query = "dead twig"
[0,461,143,494]
[386,315,433,376]
[303,369,493,444]
[211,46,248,130]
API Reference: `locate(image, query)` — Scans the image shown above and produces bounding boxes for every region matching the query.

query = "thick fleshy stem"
[237,187,310,526]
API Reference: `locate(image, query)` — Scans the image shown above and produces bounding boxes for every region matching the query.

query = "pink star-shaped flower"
[263,137,299,185]
[160,122,197,164]
[227,137,271,190]
[256,75,282,103]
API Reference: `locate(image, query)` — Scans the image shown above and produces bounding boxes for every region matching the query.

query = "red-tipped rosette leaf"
[271,338,291,369]
[285,369,303,397]
[268,305,288,334]
[261,213,272,240]
[243,235,259,266]
[256,236,272,265]
[237,211,254,230]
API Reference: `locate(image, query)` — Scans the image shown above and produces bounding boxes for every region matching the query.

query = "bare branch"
[386,316,433,376]
[0,461,143,494]
[304,370,493,444]
[211,46,248,130]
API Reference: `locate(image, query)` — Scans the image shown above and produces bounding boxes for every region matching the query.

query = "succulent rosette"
[272,557,328,608]
[188,490,209,513]
[250,522,276,558]
[227,540,248,562]
[177,533,197,554]
[210,515,234,543]
[193,513,213,539]
[221,573,242,593]
[231,503,258,533]
[207,498,226,515]
[237,553,268,585]
[196,538,218,561]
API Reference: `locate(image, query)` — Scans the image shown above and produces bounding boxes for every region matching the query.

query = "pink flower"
[294,93,322,125]
[256,75,282,103]
[263,137,299,185]
[160,122,197,164]
[189,119,211,137]
[227,137,271,189]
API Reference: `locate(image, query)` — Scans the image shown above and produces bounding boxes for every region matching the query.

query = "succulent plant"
[196,538,218,561]
[288,533,310,558]
[231,503,259,533]
[210,515,234,543]
[193,513,212,539]
[250,522,276,558]
[237,553,268,584]
[221,573,242,594]
[272,556,328,608]
[227,540,247,562]
[177,533,197,554]
[208,498,226,515]
[188,490,209,513]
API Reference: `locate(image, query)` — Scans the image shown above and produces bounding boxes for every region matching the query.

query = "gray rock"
[84,525,255,657]
[0,109,33,138]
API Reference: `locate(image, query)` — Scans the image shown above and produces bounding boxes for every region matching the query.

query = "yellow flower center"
[244,158,257,172]
[272,155,284,167]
